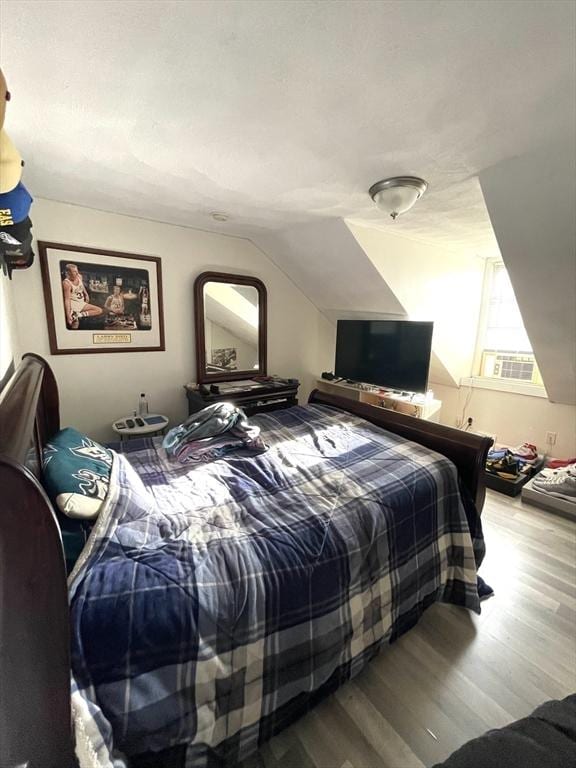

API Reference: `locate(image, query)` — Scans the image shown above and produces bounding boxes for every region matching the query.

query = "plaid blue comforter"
[69,404,484,767]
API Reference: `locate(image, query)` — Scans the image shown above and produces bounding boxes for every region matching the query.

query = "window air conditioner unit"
[481,351,543,385]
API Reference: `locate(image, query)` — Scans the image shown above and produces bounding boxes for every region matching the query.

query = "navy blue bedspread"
[69,404,484,767]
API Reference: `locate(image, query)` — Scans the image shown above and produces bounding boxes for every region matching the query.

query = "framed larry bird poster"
[39,242,165,354]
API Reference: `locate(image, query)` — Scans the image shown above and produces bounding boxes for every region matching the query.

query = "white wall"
[434,383,576,458]
[0,275,20,384]
[347,222,485,385]
[10,199,332,441]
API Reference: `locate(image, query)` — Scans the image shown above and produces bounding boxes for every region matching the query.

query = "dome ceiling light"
[369,176,428,220]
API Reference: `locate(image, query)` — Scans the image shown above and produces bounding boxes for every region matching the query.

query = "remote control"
[126,419,135,428]
[135,417,145,427]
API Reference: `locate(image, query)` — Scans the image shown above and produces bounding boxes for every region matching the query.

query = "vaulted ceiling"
[253,219,484,389]
[2,0,574,256]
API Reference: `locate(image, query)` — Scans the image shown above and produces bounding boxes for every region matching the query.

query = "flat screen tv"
[334,319,433,393]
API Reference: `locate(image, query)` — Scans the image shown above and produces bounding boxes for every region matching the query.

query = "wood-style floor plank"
[334,682,425,768]
[242,491,576,768]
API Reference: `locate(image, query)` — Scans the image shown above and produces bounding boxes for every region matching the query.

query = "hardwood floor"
[245,490,576,768]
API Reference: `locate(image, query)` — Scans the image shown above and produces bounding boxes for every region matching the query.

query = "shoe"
[487,448,510,462]
[547,456,576,469]
[497,469,520,480]
[532,473,576,502]
[486,453,519,478]
[537,464,576,481]
[512,443,538,462]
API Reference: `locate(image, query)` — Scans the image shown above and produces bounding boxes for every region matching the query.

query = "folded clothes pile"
[485,442,539,479]
[163,402,267,464]
[532,463,576,502]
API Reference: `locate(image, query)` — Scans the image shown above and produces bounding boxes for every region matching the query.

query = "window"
[475,262,544,388]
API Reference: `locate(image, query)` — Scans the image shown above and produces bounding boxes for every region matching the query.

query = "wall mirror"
[194,271,267,383]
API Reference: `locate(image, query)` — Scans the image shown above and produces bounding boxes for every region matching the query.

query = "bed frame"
[0,355,492,767]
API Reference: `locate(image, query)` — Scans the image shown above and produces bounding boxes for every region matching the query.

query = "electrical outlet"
[545,431,557,446]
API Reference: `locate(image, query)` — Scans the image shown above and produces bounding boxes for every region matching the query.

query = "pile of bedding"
[162,402,266,463]
[68,404,485,768]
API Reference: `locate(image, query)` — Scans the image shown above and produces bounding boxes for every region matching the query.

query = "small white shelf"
[112,413,169,439]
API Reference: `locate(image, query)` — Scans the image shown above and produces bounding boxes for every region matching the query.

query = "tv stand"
[316,377,442,422]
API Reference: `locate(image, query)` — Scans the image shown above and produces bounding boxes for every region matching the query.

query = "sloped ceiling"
[254,220,459,387]
[347,223,485,383]
[254,220,404,315]
[479,140,576,405]
[1,0,574,257]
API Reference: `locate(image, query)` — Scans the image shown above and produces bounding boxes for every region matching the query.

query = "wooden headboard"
[0,354,77,767]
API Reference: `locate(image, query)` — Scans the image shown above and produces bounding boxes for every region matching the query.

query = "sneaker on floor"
[487,448,510,462]
[532,473,576,502]
[547,456,576,469]
[538,463,576,480]
[487,454,520,478]
[512,442,538,462]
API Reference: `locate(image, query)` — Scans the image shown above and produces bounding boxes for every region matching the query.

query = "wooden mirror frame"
[194,271,267,384]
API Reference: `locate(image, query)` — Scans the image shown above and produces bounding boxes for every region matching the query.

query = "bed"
[0,354,492,768]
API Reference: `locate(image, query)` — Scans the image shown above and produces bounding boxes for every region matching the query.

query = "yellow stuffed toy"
[0,67,8,129]
[0,67,23,194]
[0,67,34,276]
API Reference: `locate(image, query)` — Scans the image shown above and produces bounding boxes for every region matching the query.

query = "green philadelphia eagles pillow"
[42,427,113,520]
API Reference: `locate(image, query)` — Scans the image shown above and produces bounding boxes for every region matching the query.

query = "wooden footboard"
[308,389,492,513]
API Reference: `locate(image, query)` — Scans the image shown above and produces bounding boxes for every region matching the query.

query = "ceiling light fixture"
[369,176,428,220]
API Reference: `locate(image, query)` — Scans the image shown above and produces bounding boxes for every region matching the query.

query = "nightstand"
[112,414,169,441]
[185,378,299,417]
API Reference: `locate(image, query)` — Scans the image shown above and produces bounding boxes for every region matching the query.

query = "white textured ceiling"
[2,0,574,255]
